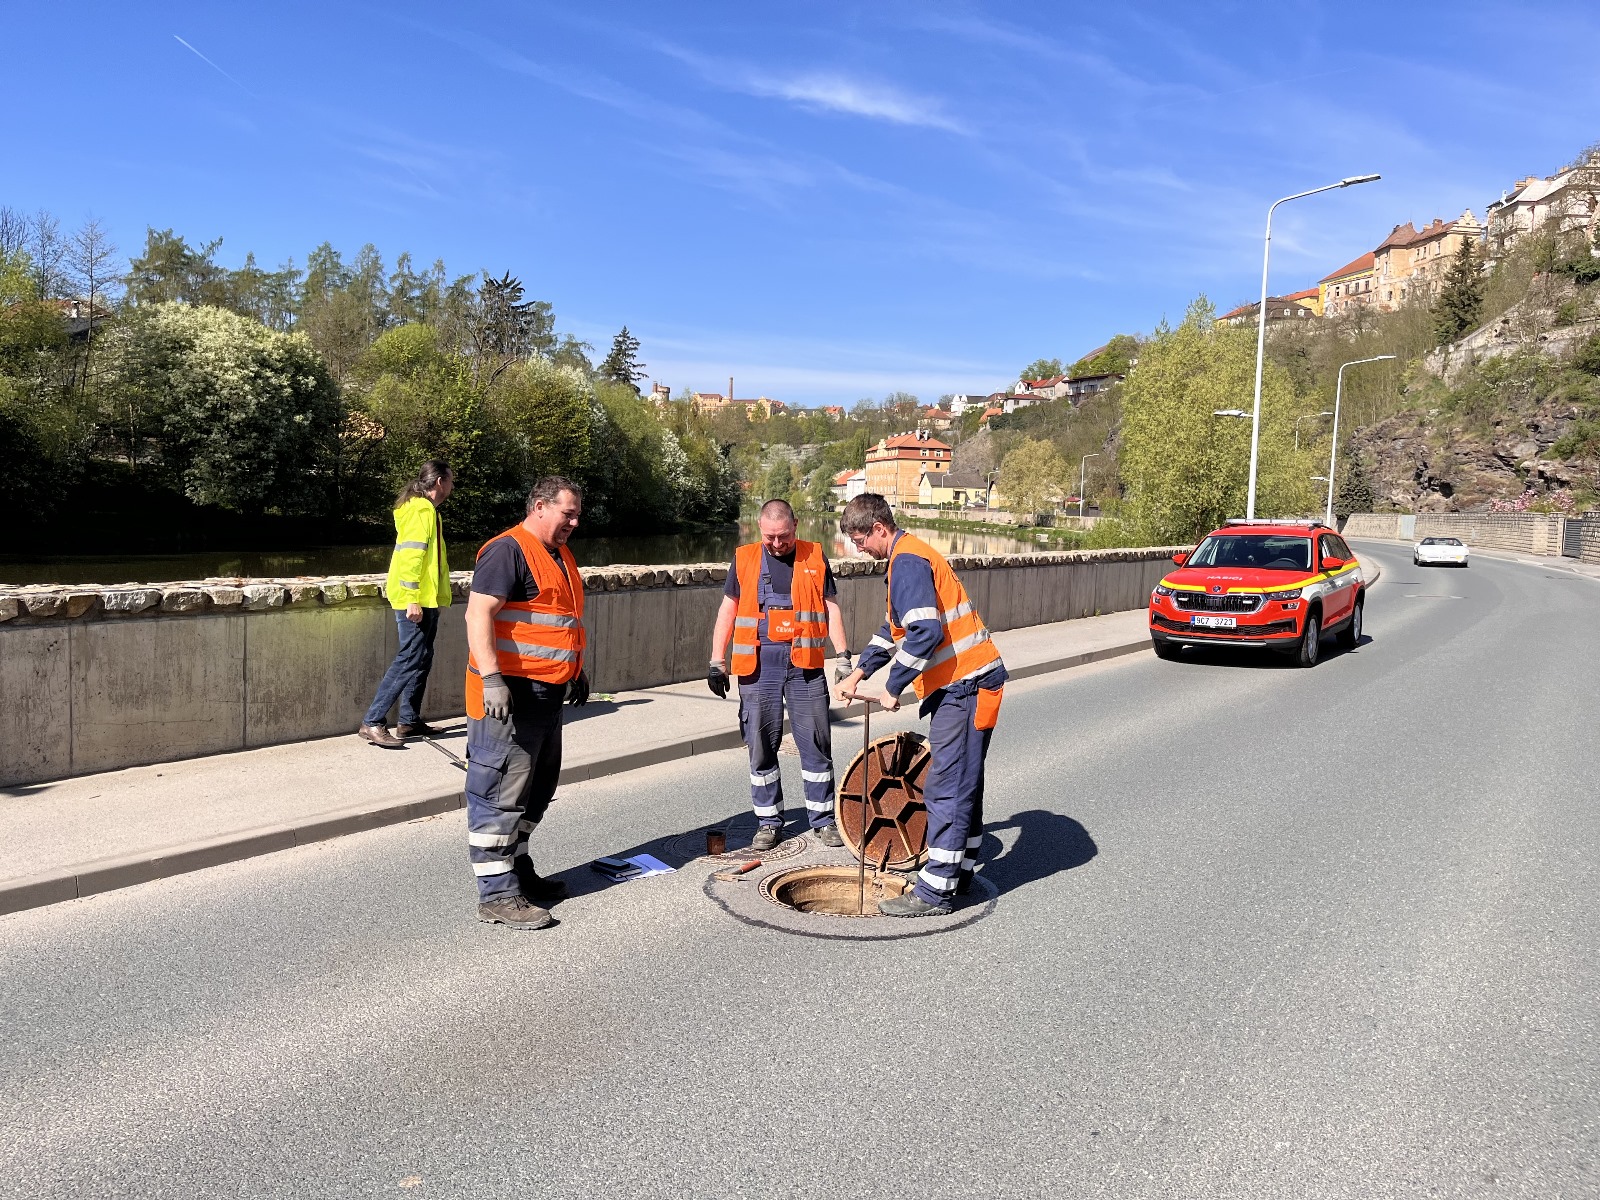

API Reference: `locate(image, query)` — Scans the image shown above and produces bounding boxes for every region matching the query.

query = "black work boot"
[516,867,569,904]
[815,823,844,848]
[750,824,783,852]
[879,891,953,918]
[477,895,554,930]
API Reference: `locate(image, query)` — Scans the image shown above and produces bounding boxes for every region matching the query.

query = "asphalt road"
[3,540,1596,1199]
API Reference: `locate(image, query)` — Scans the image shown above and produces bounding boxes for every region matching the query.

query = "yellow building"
[865,432,951,505]
[1319,252,1378,317]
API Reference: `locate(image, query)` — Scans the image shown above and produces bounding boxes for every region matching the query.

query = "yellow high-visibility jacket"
[385,496,451,609]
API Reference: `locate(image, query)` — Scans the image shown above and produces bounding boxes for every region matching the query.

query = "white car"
[1414,536,1469,567]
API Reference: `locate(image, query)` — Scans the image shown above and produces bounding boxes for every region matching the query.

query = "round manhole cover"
[836,731,931,872]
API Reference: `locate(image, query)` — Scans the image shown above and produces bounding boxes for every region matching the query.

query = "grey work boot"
[750,825,783,852]
[879,891,953,918]
[358,723,405,749]
[815,823,844,848]
[477,895,554,930]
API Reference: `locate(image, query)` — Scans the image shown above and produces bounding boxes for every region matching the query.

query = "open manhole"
[761,865,909,916]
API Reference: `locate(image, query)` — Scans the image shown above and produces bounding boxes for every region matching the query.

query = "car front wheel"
[1152,638,1181,660]
[1293,614,1322,667]
[1337,597,1363,651]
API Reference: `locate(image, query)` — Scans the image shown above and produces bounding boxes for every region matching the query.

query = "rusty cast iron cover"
[836,731,931,871]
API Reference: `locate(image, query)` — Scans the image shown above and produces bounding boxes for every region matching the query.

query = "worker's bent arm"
[466,591,507,675]
[710,595,738,667]
[824,597,848,656]
[856,619,896,679]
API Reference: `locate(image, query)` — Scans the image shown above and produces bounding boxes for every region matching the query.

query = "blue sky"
[6,2,1598,405]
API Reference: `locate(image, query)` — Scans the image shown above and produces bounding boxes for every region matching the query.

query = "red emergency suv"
[1148,520,1365,667]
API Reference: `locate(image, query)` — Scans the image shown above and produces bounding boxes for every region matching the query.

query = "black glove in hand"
[707,663,730,699]
[481,672,513,722]
[567,669,590,707]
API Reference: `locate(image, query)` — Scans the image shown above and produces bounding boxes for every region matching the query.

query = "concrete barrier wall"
[0,547,1181,787]
[1343,511,1565,555]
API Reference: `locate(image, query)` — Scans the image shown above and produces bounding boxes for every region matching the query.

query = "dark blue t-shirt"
[470,535,567,602]
[724,547,838,645]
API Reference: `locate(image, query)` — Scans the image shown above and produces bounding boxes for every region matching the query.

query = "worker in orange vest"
[835,493,1007,916]
[709,498,853,851]
[462,475,591,931]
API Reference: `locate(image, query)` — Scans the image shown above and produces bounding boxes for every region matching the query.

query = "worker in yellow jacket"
[359,459,454,748]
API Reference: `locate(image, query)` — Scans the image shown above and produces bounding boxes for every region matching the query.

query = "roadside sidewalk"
[0,554,1386,916]
[0,608,1153,915]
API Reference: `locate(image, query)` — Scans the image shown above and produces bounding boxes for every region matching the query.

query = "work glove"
[567,669,590,707]
[481,672,513,722]
[707,662,730,699]
[833,652,853,684]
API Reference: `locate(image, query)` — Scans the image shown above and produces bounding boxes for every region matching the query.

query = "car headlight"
[1152,584,1175,597]
[1273,588,1303,600]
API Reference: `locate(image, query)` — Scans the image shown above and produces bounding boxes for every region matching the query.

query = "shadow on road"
[978,808,1098,896]
[562,697,652,724]
[1175,631,1372,670]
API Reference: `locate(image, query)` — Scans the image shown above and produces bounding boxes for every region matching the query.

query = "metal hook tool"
[859,698,872,916]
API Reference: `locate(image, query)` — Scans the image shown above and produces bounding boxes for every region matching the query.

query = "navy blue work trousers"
[738,642,836,830]
[912,686,993,906]
[464,680,565,902]
[363,607,440,727]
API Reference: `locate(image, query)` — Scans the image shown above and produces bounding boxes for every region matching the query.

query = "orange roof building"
[864,432,952,505]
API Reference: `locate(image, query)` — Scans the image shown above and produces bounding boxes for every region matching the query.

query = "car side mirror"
[1322,556,1345,572]
[1171,552,1188,566]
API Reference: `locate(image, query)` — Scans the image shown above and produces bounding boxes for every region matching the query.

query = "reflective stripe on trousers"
[913,686,992,906]
[737,642,836,829]
[464,686,564,902]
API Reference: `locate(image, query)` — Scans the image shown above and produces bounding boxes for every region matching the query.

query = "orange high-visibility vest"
[729,540,830,676]
[886,532,1000,699]
[465,524,586,717]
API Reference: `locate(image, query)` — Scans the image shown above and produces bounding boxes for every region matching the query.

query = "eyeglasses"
[847,532,869,548]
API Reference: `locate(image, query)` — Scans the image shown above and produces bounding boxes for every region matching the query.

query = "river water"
[0,516,1054,586]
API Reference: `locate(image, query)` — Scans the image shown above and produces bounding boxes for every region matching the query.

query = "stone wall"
[0,547,1181,787]
[1342,511,1566,555]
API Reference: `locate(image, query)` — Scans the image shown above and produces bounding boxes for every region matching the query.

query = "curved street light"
[1245,173,1382,518]
[1325,354,1397,524]
[1294,410,1335,451]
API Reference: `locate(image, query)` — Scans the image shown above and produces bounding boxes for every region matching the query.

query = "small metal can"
[706,829,727,856]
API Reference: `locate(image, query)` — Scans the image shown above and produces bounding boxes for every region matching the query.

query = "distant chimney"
[729,375,734,403]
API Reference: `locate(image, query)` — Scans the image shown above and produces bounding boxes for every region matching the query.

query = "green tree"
[488,357,595,498]
[1334,451,1376,518]
[1117,297,1315,542]
[598,326,646,392]
[1018,357,1064,382]
[998,437,1067,517]
[1071,333,1139,377]
[125,229,231,307]
[1432,238,1485,347]
[108,304,342,514]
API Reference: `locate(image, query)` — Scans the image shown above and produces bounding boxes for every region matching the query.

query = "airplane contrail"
[173,34,258,98]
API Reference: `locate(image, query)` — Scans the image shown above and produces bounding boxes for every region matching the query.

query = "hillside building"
[1486,156,1600,253]
[865,431,951,505]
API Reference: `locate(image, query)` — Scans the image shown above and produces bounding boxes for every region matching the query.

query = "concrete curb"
[0,636,1156,917]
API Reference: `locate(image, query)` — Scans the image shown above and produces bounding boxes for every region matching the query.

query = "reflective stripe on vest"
[886,532,1000,699]
[729,540,830,674]
[478,524,586,685]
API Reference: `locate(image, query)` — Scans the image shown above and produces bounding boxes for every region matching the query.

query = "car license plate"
[1191,614,1236,629]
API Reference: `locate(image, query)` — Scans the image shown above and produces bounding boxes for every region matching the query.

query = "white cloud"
[743,72,968,134]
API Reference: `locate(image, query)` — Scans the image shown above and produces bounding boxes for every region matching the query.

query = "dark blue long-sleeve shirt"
[856,532,1008,701]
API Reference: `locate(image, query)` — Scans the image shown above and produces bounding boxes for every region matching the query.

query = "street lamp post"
[1079,453,1098,519]
[1294,411,1334,451]
[1325,354,1397,524]
[1245,173,1381,519]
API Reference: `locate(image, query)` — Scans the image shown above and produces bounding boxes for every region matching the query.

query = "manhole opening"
[763,865,910,918]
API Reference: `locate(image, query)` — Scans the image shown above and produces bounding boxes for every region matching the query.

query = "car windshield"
[1420,537,1463,546]
[1187,534,1312,571]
